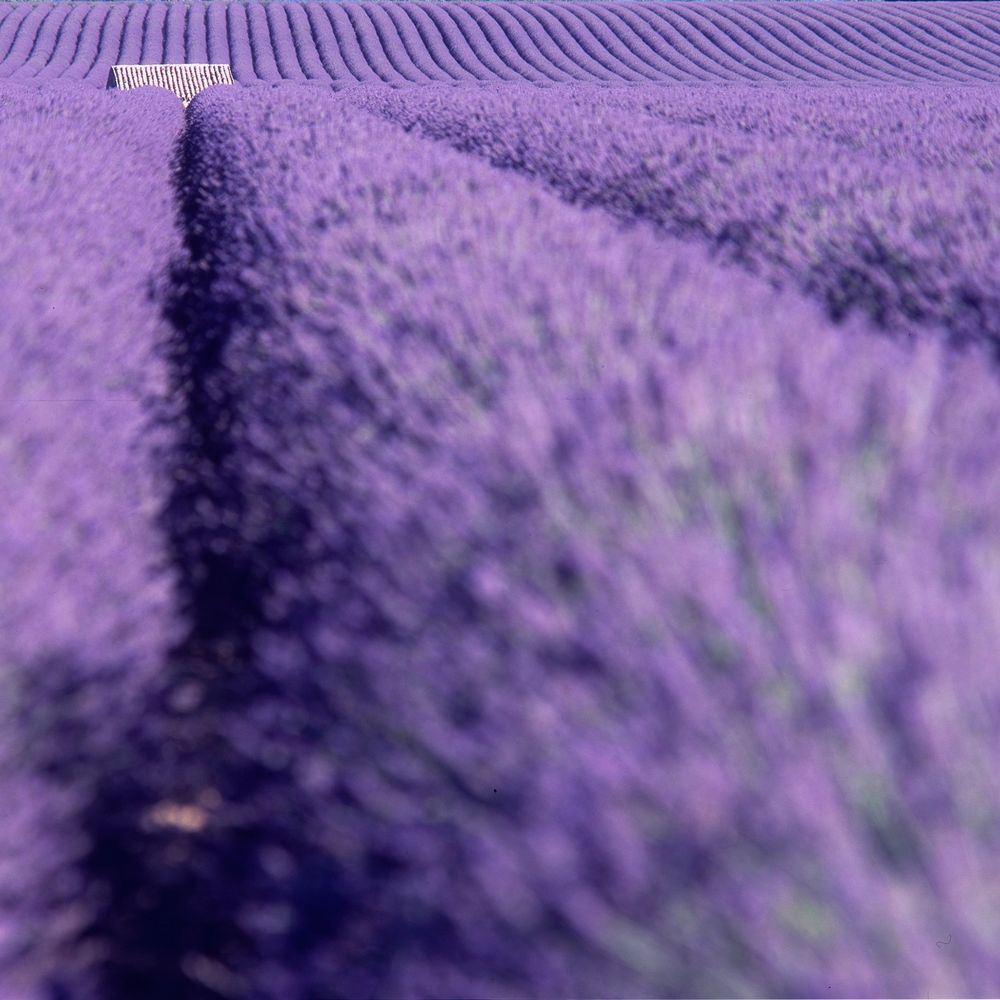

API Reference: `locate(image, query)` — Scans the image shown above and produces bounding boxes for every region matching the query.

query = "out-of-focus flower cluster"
[153,85,1000,998]
[0,82,184,995]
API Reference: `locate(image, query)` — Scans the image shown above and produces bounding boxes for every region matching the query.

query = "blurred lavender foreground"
[3,8,1000,1000]
[170,86,1000,1000]
[0,83,185,994]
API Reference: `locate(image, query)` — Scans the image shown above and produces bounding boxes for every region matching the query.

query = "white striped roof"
[107,64,234,107]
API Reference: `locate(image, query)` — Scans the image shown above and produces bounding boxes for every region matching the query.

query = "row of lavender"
[108,84,1000,997]
[356,81,1000,355]
[0,83,185,996]
[5,2,1000,85]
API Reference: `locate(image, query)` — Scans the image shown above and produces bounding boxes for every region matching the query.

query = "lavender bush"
[109,83,1000,999]
[0,81,184,996]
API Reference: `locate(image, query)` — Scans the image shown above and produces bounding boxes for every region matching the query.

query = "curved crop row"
[80,82,1000,999]
[0,82,184,998]
[357,81,1000,355]
[586,82,1000,172]
[4,1,1000,85]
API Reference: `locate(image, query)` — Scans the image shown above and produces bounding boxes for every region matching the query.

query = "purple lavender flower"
[0,82,184,996]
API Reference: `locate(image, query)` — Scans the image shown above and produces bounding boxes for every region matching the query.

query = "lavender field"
[3,2,1000,999]
[4,2,1000,84]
